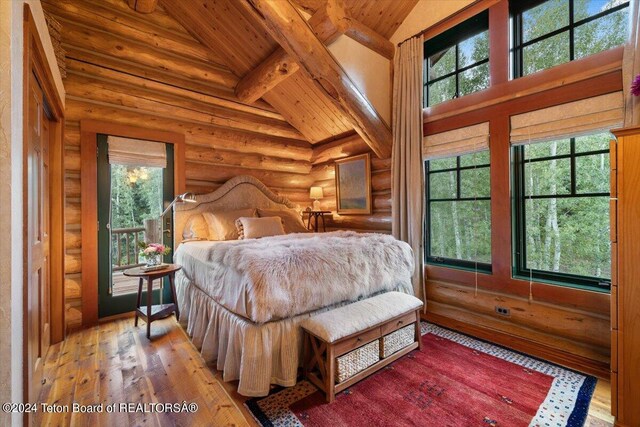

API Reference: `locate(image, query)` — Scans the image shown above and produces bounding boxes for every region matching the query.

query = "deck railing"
[111,226,145,271]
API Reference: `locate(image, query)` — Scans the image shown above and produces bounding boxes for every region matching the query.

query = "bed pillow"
[257,208,308,233]
[235,216,285,239]
[202,208,257,240]
[182,214,209,241]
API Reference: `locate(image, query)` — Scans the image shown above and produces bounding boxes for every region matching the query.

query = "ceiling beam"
[239,0,392,158]
[342,17,395,60]
[235,0,394,104]
[234,49,301,105]
[127,0,157,14]
[289,0,324,14]
[309,0,395,60]
[235,1,344,104]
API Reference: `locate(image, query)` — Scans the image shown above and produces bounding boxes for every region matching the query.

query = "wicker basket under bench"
[301,292,423,402]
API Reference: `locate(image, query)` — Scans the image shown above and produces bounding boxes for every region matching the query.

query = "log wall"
[309,133,392,233]
[44,0,316,328]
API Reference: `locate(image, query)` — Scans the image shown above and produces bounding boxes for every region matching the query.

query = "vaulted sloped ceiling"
[160,0,418,147]
[345,0,420,39]
[44,0,310,146]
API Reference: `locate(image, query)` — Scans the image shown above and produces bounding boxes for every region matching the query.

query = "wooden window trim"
[422,5,622,313]
[80,120,185,326]
[425,44,623,124]
[423,71,621,315]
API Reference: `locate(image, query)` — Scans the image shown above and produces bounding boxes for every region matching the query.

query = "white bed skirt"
[176,272,316,397]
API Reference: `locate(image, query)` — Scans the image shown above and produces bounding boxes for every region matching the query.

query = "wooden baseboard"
[423,312,610,379]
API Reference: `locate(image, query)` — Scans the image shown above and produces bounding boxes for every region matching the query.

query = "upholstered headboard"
[174,175,302,248]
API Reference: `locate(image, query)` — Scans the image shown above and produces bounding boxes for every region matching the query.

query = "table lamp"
[309,187,323,211]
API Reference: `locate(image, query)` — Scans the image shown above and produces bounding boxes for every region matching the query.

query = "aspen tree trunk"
[449,172,462,259]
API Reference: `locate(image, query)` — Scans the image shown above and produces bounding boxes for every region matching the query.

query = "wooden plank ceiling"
[159,0,418,146]
[50,0,418,147]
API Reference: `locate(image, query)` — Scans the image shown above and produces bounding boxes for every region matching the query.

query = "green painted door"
[97,134,174,318]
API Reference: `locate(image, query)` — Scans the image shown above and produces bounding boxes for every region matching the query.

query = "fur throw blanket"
[175,231,414,323]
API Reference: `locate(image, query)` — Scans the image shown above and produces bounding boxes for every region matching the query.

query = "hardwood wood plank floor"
[35,317,613,426]
[35,317,252,427]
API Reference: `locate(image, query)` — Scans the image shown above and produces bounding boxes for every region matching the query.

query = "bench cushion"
[301,292,423,343]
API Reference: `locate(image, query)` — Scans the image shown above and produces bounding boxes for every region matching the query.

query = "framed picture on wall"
[334,153,372,215]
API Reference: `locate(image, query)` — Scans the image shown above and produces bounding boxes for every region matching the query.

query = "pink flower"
[632,74,640,97]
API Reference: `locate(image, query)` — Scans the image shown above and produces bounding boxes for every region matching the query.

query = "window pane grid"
[513,133,611,290]
[523,149,608,163]
[428,162,491,174]
[426,151,491,270]
[424,11,489,107]
[427,58,490,86]
[523,138,609,197]
[512,0,629,78]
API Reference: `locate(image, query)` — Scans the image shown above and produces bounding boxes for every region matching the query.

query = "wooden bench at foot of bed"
[301,291,424,402]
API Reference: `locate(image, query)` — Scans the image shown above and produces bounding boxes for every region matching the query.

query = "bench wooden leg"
[326,345,335,403]
[303,334,309,379]
[416,309,423,350]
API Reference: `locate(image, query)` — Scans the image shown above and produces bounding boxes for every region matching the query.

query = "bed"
[173,175,415,396]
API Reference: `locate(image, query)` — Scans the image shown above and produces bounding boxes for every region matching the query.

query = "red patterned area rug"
[246,323,596,427]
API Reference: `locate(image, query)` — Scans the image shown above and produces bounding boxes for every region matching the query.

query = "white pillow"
[202,208,257,240]
[235,216,285,239]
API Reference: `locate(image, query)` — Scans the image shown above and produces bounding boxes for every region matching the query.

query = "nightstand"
[305,210,331,232]
[123,264,181,339]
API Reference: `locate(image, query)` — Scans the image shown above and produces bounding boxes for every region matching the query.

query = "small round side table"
[123,264,182,339]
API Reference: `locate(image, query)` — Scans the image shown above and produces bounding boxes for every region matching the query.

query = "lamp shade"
[309,186,324,199]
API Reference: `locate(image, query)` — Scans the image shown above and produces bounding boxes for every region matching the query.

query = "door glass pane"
[110,165,163,296]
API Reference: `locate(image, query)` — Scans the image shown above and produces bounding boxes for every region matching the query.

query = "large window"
[513,132,612,290]
[426,150,491,271]
[512,0,630,78]
[424,10,489,107]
